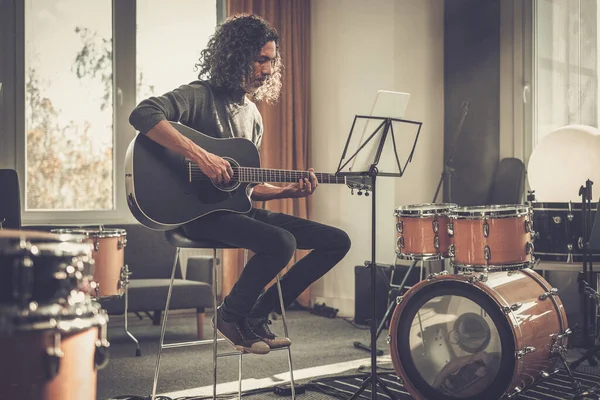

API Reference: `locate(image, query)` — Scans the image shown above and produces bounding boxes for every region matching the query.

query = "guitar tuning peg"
[358,190,363,196]
[350,188,354,195]
[365,191,370,197]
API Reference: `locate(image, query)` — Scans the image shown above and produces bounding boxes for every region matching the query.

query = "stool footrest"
[215,345,291,358]
[162,338,225,349]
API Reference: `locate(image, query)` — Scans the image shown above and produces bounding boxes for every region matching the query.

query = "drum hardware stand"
[122,264,141,356]
[575,180,599,350]
[433,100,468,205]
[335,114,422,400]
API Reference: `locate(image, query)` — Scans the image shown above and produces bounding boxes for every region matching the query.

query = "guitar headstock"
[346,176,372,196]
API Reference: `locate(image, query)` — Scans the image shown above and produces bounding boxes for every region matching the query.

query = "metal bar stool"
[151,227,296,400]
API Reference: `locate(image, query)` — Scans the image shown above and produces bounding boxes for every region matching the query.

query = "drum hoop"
[532,202,597,211]
[51,228,127,238]
[0,303,106,333]
[452,262,534,273]
[396,251,443,261]
[32,241,93,257]
[452,205,530,219]
[394,203,457,217]
[390,278,516,400]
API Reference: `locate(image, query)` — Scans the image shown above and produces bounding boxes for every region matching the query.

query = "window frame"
[11,0,223,226]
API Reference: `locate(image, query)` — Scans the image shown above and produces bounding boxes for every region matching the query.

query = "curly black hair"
[195,14,283,104]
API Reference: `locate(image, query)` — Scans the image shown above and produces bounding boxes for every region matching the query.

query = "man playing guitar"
[129,14,351,354]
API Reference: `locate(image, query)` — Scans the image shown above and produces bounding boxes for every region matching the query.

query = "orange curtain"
[221,0,312,307]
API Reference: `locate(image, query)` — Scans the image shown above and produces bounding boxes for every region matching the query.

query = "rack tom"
[51,227,127,299]
[449,205,534,271]
[395,203,457,260]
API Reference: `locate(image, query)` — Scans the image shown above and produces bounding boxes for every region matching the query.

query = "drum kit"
[0,226,129,400]
[388,202,574,400]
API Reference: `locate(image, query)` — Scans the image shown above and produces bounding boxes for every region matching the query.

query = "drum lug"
[447,222,454,237]
[526,241,534,255]
[502,302,522,313]
[516,346,536,359]
[44,331,64,380]
[94,240,100,252]
[397,236,404,249]
[484,246,491,261]
[467,273,488,284]
[396,296,404,304]
[427,270,449,280]
[525,219,533,233]
[396,221,403,234]
[483,221,490,238]
[578,237,584,250]
[386,335,391,344]
[567,245,574,263]
[432,219,439,233]
[448,244,455,257]
[434,235,440,250]
[117,238,127,250]
[539,288,558,300]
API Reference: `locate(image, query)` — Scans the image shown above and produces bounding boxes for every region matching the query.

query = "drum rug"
[310,369,600,399]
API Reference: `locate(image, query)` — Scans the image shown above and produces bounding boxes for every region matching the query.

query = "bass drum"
[389,269,568,400]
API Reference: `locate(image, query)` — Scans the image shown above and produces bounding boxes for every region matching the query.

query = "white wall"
[310,0,445,316]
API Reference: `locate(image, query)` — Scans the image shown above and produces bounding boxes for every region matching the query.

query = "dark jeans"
[183,208,351,321]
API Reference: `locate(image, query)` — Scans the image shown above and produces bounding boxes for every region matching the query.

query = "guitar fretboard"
[189,163,346,184]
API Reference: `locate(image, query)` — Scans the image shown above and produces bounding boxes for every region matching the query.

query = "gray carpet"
[99,310,386,400]
[99,310,600,400]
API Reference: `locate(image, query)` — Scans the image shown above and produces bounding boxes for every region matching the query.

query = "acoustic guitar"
[125,122,370,230]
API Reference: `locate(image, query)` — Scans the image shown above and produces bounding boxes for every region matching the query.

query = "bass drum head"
[390,280,515,400]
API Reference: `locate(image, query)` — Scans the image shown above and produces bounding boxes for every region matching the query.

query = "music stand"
[336,114,422,400]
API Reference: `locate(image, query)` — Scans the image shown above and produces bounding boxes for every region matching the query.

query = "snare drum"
[389,269,568,400]
[51,227,127,299]
[395,203,457,260]
[0,300,109,400]
[0,230,93,308]
[449,205,534,270]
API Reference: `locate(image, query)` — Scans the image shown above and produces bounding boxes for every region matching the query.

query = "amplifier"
[354,262,422,326]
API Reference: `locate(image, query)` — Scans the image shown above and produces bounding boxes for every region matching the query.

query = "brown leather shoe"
[246,317,292,348]
[212,308,270,355]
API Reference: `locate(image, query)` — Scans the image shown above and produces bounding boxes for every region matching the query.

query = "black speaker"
[354,262,422,326]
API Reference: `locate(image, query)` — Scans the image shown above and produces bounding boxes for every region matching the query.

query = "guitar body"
[125,123,260,230]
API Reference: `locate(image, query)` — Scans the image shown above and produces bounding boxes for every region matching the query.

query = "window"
[532,0,598,149]
[16,0,218,224]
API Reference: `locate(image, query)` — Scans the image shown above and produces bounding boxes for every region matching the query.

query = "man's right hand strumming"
[195,149,234,184]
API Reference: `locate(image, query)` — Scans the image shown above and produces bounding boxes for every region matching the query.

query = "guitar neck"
[189,163,346,184]
[239,168,346,184]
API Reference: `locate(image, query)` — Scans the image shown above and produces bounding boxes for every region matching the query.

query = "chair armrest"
[186,256,218,283]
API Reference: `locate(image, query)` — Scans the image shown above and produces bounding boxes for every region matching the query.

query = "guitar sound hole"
[213,157,241,192]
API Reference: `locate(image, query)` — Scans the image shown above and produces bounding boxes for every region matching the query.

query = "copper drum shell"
[51,228,127,299]
[395,203,457,260]
[0,326,99,400]
[389,269,568,400]
[451,205,534,267]
[88,235,126,298]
